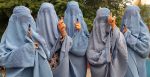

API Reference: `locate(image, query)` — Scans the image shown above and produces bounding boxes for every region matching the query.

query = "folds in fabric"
[0,6,36,68]
[64,1,89,77]
[87,8,128,77]
[52,36,72,77]
[36,3,73,77]
[121,5,150,77]
[121,5,150,58]
[0,6,53,77]
[36,2,59,60]
[64,1,89,57]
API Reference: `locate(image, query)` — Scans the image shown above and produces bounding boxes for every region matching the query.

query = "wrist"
[112,24,116,29]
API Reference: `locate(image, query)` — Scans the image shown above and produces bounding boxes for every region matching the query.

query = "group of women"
[0,1,150,77]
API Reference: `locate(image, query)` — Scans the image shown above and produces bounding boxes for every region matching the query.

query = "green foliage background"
[0,0,149,38]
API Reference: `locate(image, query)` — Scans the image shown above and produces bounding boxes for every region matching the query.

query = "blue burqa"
[121,5,150,77]
[87,8,128,77]
[146,58,150,77]
[36,3,72,77]
[64,1,89,77]
[0,6,53,77]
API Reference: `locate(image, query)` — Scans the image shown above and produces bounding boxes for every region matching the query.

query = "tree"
[1,0,148,38]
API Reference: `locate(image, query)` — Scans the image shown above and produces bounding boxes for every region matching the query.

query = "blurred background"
[0,0,149,77]
[0,0,149,38]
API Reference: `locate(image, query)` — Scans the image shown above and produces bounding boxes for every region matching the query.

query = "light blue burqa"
[36,3,59,58]
[0,6,53,77]
[87,8,128,77]
[121,5,150,77]
[146,58,150,77]
[36,3,72,77]
[64,1,89,77]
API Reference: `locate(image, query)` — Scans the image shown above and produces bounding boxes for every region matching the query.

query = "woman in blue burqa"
[0,6,53,77]
[36,3,72,77]
[86,8,128,77]
[121,5,150,77]
[64,1,89,77]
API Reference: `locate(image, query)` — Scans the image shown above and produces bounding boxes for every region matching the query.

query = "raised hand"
[108,13,116,30]
[28,25,39,49]
[74,19,81,31]
[34,41,39,49]
[58,17,67,41]
[123,25,127,33]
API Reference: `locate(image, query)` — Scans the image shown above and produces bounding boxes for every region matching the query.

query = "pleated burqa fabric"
[36,3,72,77]
[0,6,53,77]
[36,3,59,59]
[87,8,128,77]
[64,1,89,77]
[121,5,150,77]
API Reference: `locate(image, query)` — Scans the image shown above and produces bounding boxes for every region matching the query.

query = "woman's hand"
[34,41,39,49]
[58,17,67,41]
[108,13,116,30]
[27,25,39,48]
[74,21,81,31]
[27,25,32,39]
[123,25,127,33]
